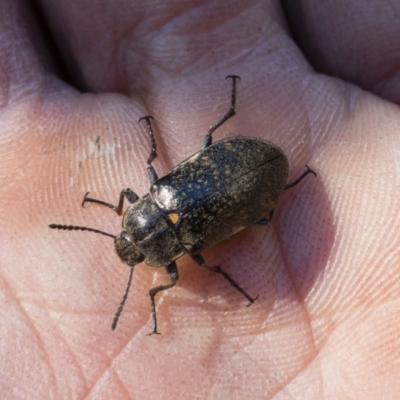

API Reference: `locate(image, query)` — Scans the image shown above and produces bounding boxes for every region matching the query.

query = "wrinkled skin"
[1,1,400,399]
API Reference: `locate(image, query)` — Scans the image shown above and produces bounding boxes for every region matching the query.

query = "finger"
[284,0,400,103]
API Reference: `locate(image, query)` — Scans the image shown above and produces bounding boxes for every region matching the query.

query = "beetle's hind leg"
[147,261,179,335]
[139,116,159,184]
[284,165,316,190]
[82,188,139,216]
[191,254,257,306]
[202,75,240,149]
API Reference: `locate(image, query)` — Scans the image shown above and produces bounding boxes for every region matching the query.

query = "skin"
[1,0,400,398]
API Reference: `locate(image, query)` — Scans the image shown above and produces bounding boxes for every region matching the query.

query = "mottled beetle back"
[151,137,289,253]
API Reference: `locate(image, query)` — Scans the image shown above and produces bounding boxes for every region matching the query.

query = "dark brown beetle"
[50,76,315,334]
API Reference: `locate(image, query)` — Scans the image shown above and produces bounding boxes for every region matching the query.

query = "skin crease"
[1,0,400,398]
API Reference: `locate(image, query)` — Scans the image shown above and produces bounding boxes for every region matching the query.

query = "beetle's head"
[115,231,145,266]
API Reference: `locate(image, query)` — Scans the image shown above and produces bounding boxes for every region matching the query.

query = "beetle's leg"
[111,266,134,330]
[257,210,275,225]
[82,188,139,216]
[191,254,258,306]
[139,116,159,184]
[202,75,240,149]
[147,261,179,335]
[284,165,316,190]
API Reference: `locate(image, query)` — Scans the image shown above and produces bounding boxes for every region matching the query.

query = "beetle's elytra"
[49,75,316,335]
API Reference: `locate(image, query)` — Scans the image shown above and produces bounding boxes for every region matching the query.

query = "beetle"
[49,75,316,335]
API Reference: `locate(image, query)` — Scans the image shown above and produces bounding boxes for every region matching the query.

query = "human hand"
[2,1,400,398]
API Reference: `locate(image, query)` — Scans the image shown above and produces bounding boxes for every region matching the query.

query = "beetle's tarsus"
[147,328,161,336]
[284,165,316,190]
[81,192,90,208]
[81,192,118,213]
[138,115,154,123]
[246,294,259,307]
[81,189,137,216]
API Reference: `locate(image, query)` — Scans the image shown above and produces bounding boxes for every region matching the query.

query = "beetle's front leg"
[147,261,179,335]
[111,266,134,330]
[82,188,139,216]
[191,254,257,306]
[139,116,159,184]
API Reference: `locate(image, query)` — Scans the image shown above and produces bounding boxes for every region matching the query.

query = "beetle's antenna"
[112,267,134,330]
[49,224,116,239]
